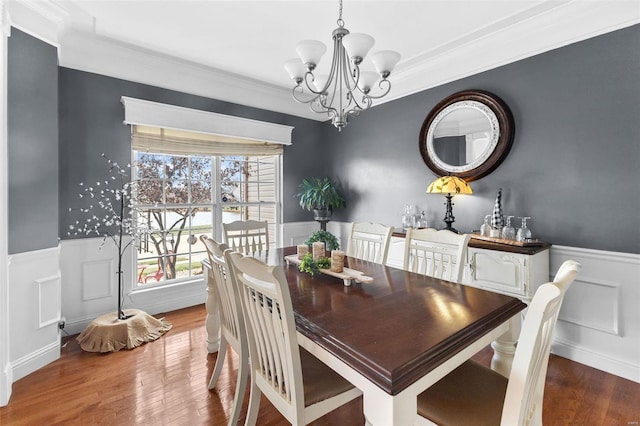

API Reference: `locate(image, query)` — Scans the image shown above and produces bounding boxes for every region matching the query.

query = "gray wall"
[15,24,640,254]
[58,68,329,237]
[325,24,640,254]
[8,29,59,254]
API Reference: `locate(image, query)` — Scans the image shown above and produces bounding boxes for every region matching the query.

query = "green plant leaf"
[304,230,340,251]
[296,177,346,211]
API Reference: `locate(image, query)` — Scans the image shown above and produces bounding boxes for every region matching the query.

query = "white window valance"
[131,125,284,156]
[121,96,293,146]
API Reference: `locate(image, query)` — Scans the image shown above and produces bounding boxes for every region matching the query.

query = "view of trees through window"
[133,152,278,286]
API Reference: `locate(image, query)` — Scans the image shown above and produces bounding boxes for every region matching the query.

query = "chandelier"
[284,0,401,131]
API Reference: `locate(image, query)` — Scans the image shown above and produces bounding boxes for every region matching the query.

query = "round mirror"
[419,90,514,181]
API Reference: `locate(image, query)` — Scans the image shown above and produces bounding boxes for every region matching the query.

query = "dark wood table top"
[258,247,527,396]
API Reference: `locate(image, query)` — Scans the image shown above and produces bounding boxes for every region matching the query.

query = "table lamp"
[427,175,472,233]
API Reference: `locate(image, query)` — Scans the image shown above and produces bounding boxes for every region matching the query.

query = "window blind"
[131,125,283,156]
[122,96,293,156]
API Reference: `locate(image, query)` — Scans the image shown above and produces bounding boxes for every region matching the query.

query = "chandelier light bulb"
[371,50,401,78]
[284,59,306,84]
[342,33,375,65]
[357,71,379,94]
[295,40,327,71]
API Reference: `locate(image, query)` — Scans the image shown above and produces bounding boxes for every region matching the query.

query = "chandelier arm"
[292,85,322,105]
[363,79,392,100]
[301,72,325,96]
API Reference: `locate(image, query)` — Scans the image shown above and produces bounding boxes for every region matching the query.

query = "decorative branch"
[67,154,149,320]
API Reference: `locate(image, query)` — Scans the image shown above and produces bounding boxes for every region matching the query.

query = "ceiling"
[11,0,640,119]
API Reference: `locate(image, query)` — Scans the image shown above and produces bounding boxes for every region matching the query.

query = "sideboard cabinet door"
[467,247,549,301]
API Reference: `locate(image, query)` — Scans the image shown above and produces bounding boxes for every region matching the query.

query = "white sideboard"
[387,234,550,302]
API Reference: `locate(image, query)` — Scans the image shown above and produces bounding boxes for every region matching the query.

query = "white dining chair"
[222,219,269,254]
[346,222,394,264]
[415,259,581,426]
[403,228,471,284]
[225,251,362,426]
[200,236,249,426]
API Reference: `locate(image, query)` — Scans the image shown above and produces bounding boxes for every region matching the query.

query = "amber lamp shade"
[427,176,472,233]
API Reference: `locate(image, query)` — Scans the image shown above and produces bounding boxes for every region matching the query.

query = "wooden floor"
[1,304,638,425]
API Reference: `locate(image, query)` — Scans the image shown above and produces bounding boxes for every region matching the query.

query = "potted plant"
[296,177,346,229]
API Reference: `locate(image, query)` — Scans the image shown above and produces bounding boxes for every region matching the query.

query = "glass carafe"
[480,215,491,237]
[501,216,516,240]
[516,217,532,242]
[402,205,416,231]
[416,211,428,228]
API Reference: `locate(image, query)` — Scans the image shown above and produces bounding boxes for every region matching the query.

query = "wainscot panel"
[8,246,61,381]
[60,238,205,336]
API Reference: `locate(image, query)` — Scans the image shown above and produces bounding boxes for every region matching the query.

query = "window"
[122,98,291,288]
[133,151,280,286]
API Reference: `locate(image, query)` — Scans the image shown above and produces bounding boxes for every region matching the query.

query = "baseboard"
[11,341,60,382]
[64,286,206,336]
[0,361,12,407]
[552,337,639,383]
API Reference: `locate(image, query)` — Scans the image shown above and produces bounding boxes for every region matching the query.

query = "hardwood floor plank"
[0,304,637,425]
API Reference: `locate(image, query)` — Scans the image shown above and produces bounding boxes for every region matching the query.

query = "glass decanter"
[402,205,416,231]
[501,216,516,240]
[416,211,428,228]
[480,215,491,237]
[516,217,532,242]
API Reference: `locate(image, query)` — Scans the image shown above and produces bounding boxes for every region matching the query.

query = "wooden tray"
[471,234,545,247]
[284,255,374,286]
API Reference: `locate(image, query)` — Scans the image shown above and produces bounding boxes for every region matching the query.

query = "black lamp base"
[442,194,461,234]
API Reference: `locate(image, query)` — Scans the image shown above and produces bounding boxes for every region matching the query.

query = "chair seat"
[417,360,507,426]
[300,347,356,406]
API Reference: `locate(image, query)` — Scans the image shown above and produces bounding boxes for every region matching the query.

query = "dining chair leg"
[244,380,261,426]
[209,336,228,389]
[229,356,249,426]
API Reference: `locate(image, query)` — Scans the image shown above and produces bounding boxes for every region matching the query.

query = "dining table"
[204,246,526,425]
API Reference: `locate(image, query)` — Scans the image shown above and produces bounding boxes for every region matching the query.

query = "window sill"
[129,276,205,297]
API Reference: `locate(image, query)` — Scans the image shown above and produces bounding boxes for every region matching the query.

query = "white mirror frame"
[426,100,500,173]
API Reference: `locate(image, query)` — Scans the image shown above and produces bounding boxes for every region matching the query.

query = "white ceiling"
[10,0,640,119]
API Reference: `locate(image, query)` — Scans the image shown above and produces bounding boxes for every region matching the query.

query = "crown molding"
[6,0,68,47]
[384,1,640,104]
[9,0,639,120]
[58,28,323,121]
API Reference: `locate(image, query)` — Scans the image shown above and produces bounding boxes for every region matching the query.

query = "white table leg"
[491,314,521,377]
[204,264,220,353]
[362,386,416,426]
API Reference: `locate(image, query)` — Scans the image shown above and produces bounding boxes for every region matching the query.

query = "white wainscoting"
[550,245,640,383]
[59,238,206,336]
[23,227,638,386]
[7,246,61,381]
[281,221,350,249]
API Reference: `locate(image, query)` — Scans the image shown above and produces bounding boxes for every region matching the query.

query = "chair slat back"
[200,236,244,345]
[346,222,393,264]
[404,228,470,284]
[222,220,269,254]
[501,260,580,426]
[225,251,305,416]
